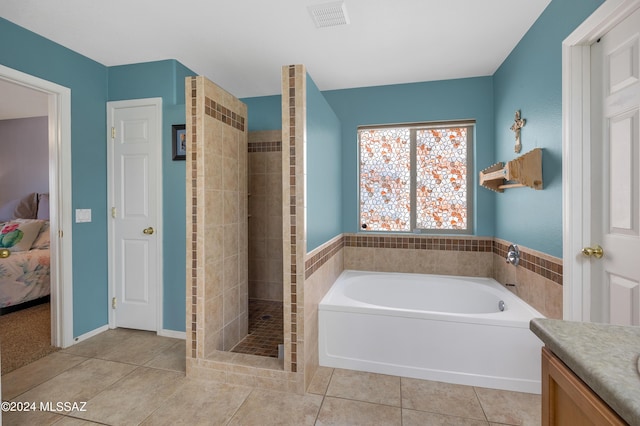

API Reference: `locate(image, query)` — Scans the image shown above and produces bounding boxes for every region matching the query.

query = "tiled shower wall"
[186,76,249,360]
[248,131,283,302]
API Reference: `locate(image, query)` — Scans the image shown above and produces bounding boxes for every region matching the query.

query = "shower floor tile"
[231,299,283,358]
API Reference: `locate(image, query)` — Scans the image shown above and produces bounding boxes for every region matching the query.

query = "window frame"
[357,120,475,235]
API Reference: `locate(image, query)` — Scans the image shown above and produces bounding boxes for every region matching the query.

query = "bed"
[0,193,51,315]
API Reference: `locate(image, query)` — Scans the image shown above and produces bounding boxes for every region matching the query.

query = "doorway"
[563,0,640,323]
[0,65,73,348]
[232,130,284,358]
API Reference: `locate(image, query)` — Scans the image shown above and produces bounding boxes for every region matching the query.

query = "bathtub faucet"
[506,244,520,266]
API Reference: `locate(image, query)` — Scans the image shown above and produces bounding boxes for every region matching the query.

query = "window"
[359,121,473,233]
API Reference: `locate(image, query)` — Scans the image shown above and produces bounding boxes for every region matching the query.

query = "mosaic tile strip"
[189,76,198,359]
[204,97,245,131]
[286,65,298,373]
[305,236,344,279]
[344,235,493,251]
[494,241,563,285]
[248,141,282,152]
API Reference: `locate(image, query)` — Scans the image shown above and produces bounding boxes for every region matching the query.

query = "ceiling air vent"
[308,1,350,28]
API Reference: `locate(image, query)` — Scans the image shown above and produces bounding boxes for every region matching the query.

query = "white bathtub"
[319,270,544,394]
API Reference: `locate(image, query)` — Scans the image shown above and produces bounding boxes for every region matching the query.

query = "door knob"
[581,245,603,259]
[143,227,154,235]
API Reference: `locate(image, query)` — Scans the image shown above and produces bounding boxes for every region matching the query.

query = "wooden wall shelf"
[479,148,543,193]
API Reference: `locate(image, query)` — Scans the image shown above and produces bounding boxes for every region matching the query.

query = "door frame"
[563,0,640,321]
[0,65,74,347]
[106,97,164,332]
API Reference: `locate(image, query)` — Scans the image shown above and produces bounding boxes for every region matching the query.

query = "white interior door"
[107,98,162,331]
[590,8,640,325]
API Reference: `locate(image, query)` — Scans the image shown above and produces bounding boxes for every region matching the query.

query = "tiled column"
[282,65,306,375]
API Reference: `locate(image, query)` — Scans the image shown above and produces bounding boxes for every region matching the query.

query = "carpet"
[0,303,59,375]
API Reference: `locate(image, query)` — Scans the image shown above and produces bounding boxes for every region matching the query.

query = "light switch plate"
[75,208,92,223]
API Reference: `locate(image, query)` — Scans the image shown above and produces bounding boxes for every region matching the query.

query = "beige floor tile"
[16,358,137,407]
[72,366,185,425]
[1,352,88,400]
[53,417,107,425]
[326,368,401,406]
[60,328,141,358]
[1,409,64,425]
[403,408,490,426]
[316,396,401,426]
[474,387,541,426]
[140,379,252,425]
[307,366,333,395]
[97,332,179,365]
[2,324,542,426]
[401,378,486,421]
[227,388,323,426]
[144,341,186,372]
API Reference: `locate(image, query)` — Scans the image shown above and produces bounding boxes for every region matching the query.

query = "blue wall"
[109,60,195,332]
[306,73,343,251]
[243,95,282,132]
[493,0,603,258]
[323,77,495,237]
[1,18,194,336]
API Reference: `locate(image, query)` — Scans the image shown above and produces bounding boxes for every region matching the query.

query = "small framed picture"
[172,124,186,161]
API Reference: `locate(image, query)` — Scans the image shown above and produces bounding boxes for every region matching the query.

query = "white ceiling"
[0,80,48,120]
[1,0,551,100]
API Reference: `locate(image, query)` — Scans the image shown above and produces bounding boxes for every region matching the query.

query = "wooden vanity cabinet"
[541,347,627,425]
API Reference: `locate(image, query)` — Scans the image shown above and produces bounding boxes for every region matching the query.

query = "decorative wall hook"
[510,110,526,153]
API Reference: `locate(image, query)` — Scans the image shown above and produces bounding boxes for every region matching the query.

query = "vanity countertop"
[530,318,640,425]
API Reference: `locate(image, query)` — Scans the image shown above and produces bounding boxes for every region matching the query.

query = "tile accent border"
[287,65,298,373]
[248,141,282,152]
[304,234,563,286]
[204,97,245,131]
[305,236,344,279]
[344,235,493,251]
[188,76,198,359]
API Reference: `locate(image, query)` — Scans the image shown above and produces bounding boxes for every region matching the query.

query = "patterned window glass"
[359,128,411,231]
[359,123,472,233]
[416,128,467,230]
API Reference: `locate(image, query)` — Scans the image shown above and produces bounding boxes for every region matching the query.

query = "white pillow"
[0,220,44,252]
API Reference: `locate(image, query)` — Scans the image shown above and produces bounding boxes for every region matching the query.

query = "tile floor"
[1,328,541,425]
[231,300,283,358]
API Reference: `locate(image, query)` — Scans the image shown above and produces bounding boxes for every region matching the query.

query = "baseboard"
[158,329,186,339]
[72,324,109,345]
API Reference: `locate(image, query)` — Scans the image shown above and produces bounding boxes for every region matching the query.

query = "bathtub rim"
[319,269,545,328]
